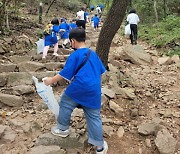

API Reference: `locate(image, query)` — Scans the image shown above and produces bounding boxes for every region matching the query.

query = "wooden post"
[39,1,43,24]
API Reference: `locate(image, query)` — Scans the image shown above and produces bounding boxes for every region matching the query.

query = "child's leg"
[83,107,104,147]
[57,93,78,130]
[63,39,69,46]
[53,42,59,56]
[42,46,49,58]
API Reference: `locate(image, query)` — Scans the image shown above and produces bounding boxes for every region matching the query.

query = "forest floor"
[0,7,180,154]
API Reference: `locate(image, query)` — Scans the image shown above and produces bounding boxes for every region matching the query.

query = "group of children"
[42,18,77,62]
[42,11,101,62]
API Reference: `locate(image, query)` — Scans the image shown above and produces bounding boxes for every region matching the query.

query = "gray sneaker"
[51,126,70,138]
[96,141,108,154]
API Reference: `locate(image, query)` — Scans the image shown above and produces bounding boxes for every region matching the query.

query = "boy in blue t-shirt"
[44,28,108,154]
[69,19,77,31]
[91,14,100,31]
[59,18,70,48]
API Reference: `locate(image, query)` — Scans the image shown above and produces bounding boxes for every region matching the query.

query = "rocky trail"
[0,22,180,154]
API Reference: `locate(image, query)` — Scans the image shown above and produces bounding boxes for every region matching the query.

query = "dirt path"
[0,21,179,154]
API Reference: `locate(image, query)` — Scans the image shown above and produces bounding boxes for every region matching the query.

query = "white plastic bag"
[32,76,59,118]
[125,24,131,35]
[36,39,44,54]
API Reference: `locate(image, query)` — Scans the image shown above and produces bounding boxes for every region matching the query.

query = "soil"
[0,4,179,154]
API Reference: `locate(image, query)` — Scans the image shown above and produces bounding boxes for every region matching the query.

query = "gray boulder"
[155,129,177,154]
[0,93,24,107]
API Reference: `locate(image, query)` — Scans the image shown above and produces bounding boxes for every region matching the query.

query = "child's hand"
[43,77,52,86]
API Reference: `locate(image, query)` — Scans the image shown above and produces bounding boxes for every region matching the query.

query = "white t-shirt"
[76,10,85,20]
[96,6,101,14]
[127,13,140,25]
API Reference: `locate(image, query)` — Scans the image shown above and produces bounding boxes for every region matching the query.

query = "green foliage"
[139,15,180,55]
[165,46,180,57]
[132,0,180,23]
[61,0,82,11]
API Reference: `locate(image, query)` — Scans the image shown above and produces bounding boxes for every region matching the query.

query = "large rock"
[109,60,121,68]
[109,100,123,117]
[101,94,108,106]
[0,45,6,54]
[171,55,180,64]
[11,85,35,95]
[158,57,173,65]
[138,119,163,136]
[117,126,124,138]
[0,73,8,87]
[33,71,57,80]
[0,93,24,107]
[101,87,115,99]
[155,129,177,154]
[9,55,32,63]
[36,133,87,149]
[18,61,45,72]
[29,145,65,154]
[103,125,114,136]
[114,87,136,100]
[45,62,64,71]
[0,125,7,138]
[7,72,33,86]
[0,64,17,73]
[120,45,152,65]
[1,126,17,142]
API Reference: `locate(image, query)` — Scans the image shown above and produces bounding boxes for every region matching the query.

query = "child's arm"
[44,74,63,86]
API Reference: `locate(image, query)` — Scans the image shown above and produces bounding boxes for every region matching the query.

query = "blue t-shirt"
[44,25,60,46]
[99,4,103,10]
[69,23,77,30]
[90,5,94,9]
[91,16,100,25]
[59,22,70,39]
[59,48,106,109]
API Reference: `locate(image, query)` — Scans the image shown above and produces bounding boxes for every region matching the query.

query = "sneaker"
[96,141,108,154]
[51,126,70,138]
[53,53,59,56]
[42,57,46,63]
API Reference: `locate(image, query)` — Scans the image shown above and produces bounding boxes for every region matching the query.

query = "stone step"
[35,132,87,151]
[0,71,58,87]
[32,54,69,63]
[0,61,65,73]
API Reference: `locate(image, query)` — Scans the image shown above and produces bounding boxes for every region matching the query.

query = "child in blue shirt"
[44,28,108,154]
[69,19,77,31]
[59,18,70,48]
[42,18,60,62]
[91,14,100,31]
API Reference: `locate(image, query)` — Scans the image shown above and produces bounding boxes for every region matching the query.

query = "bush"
[139,15,180,55]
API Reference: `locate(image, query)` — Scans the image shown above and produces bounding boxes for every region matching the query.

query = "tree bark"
[96,0,129,68]
[153,0,158,23]
[0,0,6,33]
[163,0,167,18]
[46,0,56,16]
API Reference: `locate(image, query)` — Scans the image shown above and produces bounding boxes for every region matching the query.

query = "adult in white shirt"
[76,7,86,29]
[127,9,140,45]
[96,6,101,17]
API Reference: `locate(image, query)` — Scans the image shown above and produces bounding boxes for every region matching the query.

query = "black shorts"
[76,20,86,29]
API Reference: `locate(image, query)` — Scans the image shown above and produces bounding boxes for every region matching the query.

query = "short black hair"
[51,18,59,25]
[129,9,136,14]
[69,27,86,42]
[80,7,84,11]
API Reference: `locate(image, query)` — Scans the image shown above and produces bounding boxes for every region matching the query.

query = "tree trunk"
[153,0,158,23]
[163,0,167,18]
[0,0,6,33]
[5,2,10,30]
[46,0,56,16]
[96,0,129,68]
